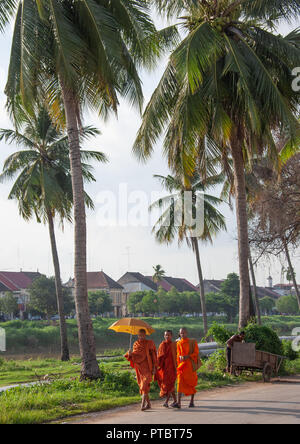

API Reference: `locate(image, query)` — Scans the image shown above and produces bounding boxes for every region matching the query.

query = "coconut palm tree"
[150,171,227,335]
[0,105,107,361]
[134,0,300,328]
[152,265,166,285]
[0,0,177,378]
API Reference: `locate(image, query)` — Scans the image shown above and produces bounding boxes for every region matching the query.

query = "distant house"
[198,279,280,300]
[117,272,158,295]
[198,280,225,295]
[272,283,300,297]
[0,271,42,314]
[65,271,125,317]
[255,286,280,300]
[147,276,198,293]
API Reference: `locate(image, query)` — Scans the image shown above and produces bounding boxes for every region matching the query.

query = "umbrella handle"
[130,334,133,350]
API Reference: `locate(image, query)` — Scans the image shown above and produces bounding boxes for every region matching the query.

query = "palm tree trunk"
[230,133,251,329]
[282,238,300,310]
[61,83,101,379]
[47,210,70,361]
[248,247,261,325]
[192,237,208,336]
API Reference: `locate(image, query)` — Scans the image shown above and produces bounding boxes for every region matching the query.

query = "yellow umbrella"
[109,318,155,349]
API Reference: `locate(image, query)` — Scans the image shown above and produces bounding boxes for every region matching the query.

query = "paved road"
[66,376,300,425]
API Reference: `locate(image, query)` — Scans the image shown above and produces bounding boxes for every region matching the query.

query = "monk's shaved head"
[179,328,188,339]
[164,330,173,341]
[138,329,147,340]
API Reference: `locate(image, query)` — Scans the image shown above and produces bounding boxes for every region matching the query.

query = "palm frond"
[0,0,18,32]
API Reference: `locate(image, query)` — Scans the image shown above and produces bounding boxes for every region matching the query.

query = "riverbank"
[1,315,299,357]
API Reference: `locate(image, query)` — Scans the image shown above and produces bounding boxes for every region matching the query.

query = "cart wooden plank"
[231,342,256,367]
[230,342,286,381]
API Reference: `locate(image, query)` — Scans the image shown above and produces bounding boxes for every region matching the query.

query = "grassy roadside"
[0,372,252,425]
[1,357,299,424]
[0,379,143,424]
[1,338,299,424]
[0,353,266,425]
[283,358,300,375]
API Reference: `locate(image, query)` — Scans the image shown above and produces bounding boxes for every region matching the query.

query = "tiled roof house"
[0,271,42,313]
[147,276,198,292]
[66,271,125,317]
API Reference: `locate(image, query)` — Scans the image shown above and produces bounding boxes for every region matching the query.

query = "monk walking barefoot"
[125,329,157,411]
[176,328,200,409]
[155,330,177,408]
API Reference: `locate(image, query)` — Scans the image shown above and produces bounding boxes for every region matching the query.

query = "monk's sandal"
[171,402,181,409]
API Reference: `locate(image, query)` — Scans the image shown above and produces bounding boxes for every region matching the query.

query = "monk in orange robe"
[155,330,177,408]
[175,327,200,409]
[125,329,157,411]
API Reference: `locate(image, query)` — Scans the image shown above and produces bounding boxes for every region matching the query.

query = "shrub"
[282,340,298,361]
[204,323,235,344]
[244,323,283,355]
[203,350,227,372]
[100,369,138,395]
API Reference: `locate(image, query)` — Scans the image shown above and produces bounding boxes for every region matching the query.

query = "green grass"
[0,363,160,424]
[0,356,131,388]
[0,358,80,387]
[0,379,142,424]
[283,358,300,375]
[0,362,253,424]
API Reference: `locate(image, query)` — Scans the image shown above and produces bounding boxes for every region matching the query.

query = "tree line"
[0,276,113,320]
[127,273,300,319]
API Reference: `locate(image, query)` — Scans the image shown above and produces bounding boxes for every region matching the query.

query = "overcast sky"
[0,13,299,287]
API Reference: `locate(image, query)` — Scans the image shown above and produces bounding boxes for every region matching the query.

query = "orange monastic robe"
[125,339,157,395]
[177,338,199,396]
[155,340,177,398]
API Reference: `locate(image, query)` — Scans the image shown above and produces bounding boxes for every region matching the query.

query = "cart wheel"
[263,363,272,383]
[234,368,242,377]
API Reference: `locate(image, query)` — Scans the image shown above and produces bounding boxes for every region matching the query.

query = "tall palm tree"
[134,0,300,328]
[0,0,176,378]
[0,105,107,361]
[150,172,227,335]
[152,265,166,285]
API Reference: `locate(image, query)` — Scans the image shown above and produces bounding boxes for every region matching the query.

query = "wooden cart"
[230,343,286,382]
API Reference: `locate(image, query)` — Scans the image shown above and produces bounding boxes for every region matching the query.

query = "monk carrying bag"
[189,339,202,372]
